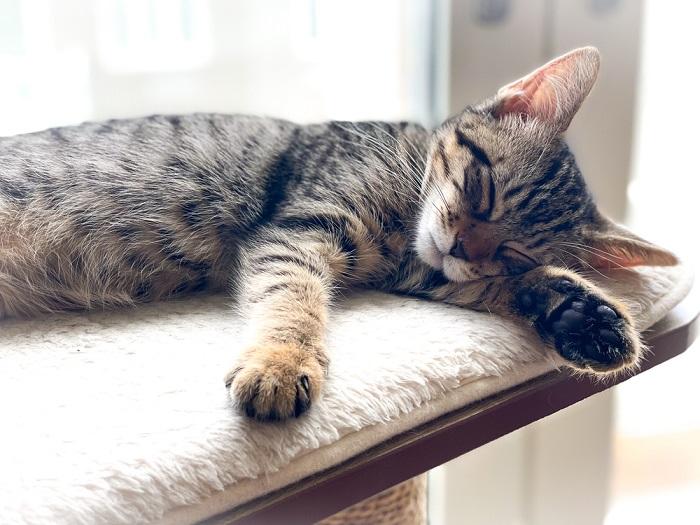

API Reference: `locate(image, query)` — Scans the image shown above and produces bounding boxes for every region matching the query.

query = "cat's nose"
[450,238,489,261]
[450,223,499,262]
[449,241,468,260]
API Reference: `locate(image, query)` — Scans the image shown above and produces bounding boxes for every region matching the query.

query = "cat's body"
[0,48,677,420]
[0,114,431,312]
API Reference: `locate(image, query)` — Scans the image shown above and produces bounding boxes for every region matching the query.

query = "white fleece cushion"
[0,265,693,525]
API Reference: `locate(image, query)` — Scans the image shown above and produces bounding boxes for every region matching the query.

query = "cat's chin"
[443,257,480,282]
[442,257,512,283]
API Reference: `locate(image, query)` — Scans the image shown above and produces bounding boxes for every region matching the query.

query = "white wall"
[0,0,432,136]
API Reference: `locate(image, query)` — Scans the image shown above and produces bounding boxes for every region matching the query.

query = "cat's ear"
[583,222,678,269]
[492,47,600,132]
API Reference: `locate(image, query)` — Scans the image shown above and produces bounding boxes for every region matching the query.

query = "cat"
[0,47,677,421]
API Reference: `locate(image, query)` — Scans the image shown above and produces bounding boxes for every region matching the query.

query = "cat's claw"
[225,342,323,421]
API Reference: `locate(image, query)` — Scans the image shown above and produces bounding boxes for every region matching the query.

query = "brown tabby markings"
[0,48,677,421]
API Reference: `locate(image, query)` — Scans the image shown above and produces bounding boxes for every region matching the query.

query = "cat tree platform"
[0,265,696,524]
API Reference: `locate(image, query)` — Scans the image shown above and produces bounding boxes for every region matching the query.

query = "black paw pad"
[547,296,629,367]
[550,278,578,294]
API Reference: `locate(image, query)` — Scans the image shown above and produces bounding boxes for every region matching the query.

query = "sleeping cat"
[0,47,676,421]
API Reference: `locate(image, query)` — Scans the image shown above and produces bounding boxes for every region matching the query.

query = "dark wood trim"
[204,294,699,525]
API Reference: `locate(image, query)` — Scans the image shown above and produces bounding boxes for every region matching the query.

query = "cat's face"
[416,47,676,281]
[416,111,592,282]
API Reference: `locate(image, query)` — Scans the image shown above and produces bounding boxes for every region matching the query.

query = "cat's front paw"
[542,279,639,372]
[224,342,324,421]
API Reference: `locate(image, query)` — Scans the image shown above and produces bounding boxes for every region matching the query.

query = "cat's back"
[0,114,302,306]
[0,113,300,238]
[0,113,297,182]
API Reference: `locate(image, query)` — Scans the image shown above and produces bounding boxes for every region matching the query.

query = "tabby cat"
[0,47,676,421]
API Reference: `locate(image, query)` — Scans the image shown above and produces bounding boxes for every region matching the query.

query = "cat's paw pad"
[224,343,323,421]
[546,293,638,371]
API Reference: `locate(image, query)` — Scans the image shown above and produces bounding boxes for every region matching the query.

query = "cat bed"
[0,264,693,525]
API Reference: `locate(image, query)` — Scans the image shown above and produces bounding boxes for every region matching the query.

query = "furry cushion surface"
[0,265,693,525]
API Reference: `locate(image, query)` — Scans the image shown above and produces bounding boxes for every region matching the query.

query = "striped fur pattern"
[0,48,677,420]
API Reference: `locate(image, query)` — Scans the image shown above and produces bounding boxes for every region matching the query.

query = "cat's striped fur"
[0,48,677,420]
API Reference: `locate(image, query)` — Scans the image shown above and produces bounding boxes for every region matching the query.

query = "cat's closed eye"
[496,244,538,272]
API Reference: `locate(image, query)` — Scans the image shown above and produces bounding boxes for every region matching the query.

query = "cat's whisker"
[339,125,434,212]
[424,174,450,210]
[334,123,423,186]
[332,131,423,199]
[356,121,424,172]
[345,122,427,196]
[364,121,426,181]
[557,241,625,268]
[559,241,622,260]
[550,250,575,274]
[553,246,610,280]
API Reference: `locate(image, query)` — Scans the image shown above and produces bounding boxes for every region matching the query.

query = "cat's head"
[415,47,677,282]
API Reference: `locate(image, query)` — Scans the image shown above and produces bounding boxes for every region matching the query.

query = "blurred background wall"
[1,1,698,523]
[0,0,433,132]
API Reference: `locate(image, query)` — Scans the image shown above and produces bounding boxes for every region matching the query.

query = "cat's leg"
[434,266,640,374]
[225,225,354,421]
